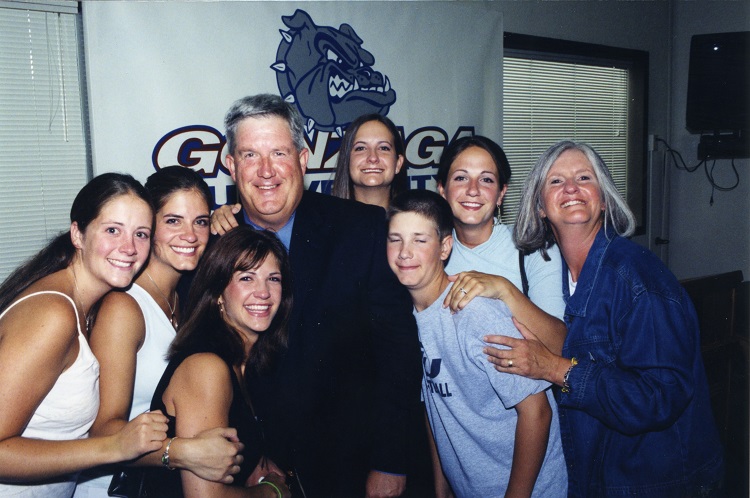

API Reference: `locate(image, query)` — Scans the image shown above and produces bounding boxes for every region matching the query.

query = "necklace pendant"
[145,271,178,330]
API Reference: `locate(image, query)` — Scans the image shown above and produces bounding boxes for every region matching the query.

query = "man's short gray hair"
[224,94,306,155]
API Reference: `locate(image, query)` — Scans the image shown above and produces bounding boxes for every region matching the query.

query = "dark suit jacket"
[241,191,422,498]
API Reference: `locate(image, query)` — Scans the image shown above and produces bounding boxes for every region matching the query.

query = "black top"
[142,352,263,497]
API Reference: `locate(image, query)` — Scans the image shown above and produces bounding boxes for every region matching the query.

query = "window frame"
[502,32,649,235]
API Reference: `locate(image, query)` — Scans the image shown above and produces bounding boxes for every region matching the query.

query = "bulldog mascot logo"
[272,9,397,136]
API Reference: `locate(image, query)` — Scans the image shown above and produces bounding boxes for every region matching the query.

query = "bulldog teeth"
[328,74,391,99]
[329,74,354,99]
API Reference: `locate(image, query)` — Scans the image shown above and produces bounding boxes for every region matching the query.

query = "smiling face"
[151,189,210,273]
[349,119,404,194]
[540,148,605,235]
[225,116,309,231]
[438,146,507,234]
[387,212,452,306]
[219,254,283,345]
[72,193,153,291]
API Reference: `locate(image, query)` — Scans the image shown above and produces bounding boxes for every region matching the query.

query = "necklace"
[71,269,91,334]
[145,271,178,329]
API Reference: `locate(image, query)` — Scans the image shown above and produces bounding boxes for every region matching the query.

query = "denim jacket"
[557,227,723,496]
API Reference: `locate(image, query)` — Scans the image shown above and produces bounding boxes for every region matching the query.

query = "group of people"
[0,93,724,498]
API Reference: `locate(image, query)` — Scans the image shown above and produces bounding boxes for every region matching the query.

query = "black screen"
[686,31,750,133]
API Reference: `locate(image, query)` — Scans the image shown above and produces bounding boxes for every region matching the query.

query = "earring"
[218,300,225,313]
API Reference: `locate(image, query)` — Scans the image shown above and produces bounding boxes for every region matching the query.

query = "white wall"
[80,0,749,281]
[667,0,750,281]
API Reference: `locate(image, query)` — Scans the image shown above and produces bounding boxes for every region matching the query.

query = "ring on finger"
[459,287,468,295]
[508,359,513,367]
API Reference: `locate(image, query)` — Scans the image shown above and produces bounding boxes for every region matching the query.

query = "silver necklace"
[145,271,178,329]
[71,269,91,334]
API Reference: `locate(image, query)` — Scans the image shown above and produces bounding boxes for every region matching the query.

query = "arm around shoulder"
[210,204,242,235]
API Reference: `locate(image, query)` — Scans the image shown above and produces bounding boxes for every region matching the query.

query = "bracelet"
[161,436,178,470]
[259,480,283,498]
[561,357,578,394]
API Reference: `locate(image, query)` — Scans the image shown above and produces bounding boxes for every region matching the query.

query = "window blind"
[0,6,88,281]
[501,56,629,225]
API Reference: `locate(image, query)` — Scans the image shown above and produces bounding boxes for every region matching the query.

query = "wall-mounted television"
[686,31,749,134]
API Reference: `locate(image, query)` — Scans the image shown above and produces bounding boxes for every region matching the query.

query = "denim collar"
[562,226,617,318]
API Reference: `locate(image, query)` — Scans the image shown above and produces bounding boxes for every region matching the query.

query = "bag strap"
[519,250,530,297]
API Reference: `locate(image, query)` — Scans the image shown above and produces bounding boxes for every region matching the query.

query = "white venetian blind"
[501,56,629,224]
[0,4,88,281]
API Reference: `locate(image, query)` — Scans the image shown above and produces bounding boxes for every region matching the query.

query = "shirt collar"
[243,211,295,251]
[562,226,615,317]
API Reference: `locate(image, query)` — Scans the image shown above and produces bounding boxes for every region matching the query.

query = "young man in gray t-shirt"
[386,190,566,498]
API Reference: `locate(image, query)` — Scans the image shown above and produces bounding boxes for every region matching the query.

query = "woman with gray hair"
[482,140,724,496]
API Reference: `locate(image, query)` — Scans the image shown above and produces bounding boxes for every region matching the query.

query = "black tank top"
[143,352,264,496]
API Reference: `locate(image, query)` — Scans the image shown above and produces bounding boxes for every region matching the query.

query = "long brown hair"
[332,113,408,202]
[0,173,152,313]
[169,227,292,377]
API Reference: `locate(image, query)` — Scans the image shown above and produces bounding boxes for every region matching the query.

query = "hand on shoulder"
[210,203,241,235]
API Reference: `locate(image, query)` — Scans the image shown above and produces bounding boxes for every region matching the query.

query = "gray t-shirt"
[445,223,565,320]
[416,285,567,498]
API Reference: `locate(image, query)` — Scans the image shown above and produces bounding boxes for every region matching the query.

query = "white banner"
[83,1,503,206]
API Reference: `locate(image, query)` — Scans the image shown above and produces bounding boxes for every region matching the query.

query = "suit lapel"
[287,192,333,337]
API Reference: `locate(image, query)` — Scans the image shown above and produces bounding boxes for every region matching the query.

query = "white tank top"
[0,291,100,497]
[127,283,175,419]
[74,284,175,496]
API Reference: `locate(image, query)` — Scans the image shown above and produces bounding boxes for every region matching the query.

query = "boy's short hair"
[388,189,454,240]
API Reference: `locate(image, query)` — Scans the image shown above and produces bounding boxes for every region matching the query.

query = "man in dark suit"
[212,94,422,498]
